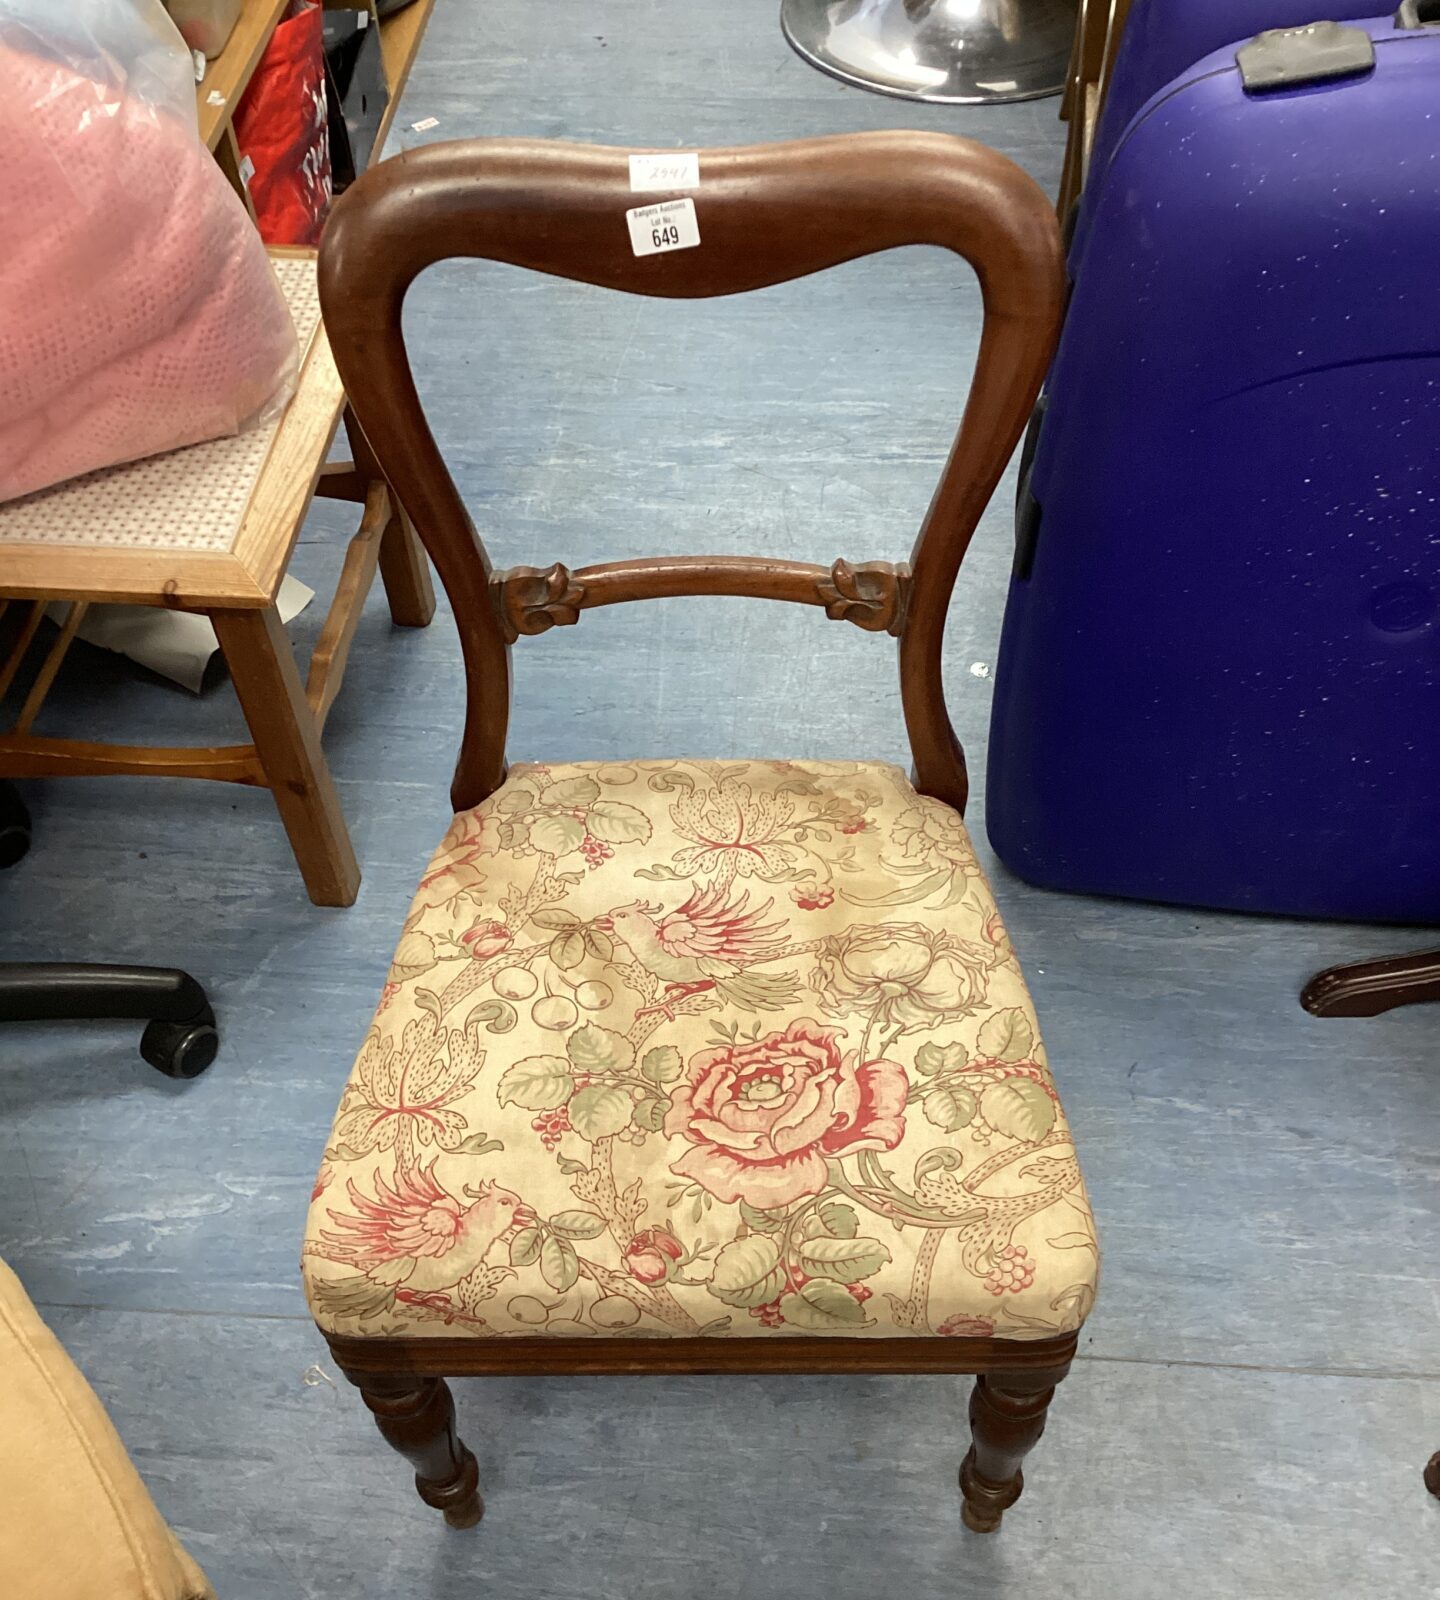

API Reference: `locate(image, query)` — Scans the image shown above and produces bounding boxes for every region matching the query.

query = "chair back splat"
[316,132,1063,813]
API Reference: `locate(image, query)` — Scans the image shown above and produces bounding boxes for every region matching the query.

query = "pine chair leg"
[344,401,436,629]
[212,606,360,908]
[378,508,437,628]
[346,1371,483,1528]
[959,1371,1063,1533]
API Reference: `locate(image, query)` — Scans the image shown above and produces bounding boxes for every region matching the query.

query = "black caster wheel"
[140,1010,219,1079]
[0,785,31,870]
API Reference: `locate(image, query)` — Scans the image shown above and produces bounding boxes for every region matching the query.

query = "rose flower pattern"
[812,922,992,1032]
[624,1226,684,1285]
[304,760,1097,1343]
[665,1019,907,1207]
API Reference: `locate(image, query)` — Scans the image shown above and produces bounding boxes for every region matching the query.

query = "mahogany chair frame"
[317,131,1074,1534]
[1303,947,1440,1496]
[1301,948,1440,1018]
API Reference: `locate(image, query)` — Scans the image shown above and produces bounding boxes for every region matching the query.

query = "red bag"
[232,1,332,246]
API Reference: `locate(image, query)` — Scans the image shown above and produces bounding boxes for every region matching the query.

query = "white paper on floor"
[47,573,314,693]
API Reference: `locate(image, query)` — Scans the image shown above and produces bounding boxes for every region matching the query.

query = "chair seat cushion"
[304,760,1097,1342]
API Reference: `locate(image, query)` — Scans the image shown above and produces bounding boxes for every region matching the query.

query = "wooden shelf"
[198,0,437,173]
[196,0,290,150]
[376,0,439,158]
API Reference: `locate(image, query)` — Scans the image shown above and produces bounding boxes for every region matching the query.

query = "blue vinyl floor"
[1,3,1437,1595]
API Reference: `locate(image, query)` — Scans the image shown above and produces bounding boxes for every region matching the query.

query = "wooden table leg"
[213,606,360,908]
[378,508,437,628]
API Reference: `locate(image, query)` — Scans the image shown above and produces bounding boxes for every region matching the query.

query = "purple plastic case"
[987,12,1440,921]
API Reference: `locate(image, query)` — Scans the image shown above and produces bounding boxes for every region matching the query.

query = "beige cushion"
[304,760,1098,1342]
[0,1259,214,1600]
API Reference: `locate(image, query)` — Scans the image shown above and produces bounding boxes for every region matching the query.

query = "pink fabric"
[0,40,298,503]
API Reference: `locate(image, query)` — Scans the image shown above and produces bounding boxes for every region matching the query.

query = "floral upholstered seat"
[303,759,1097,1343]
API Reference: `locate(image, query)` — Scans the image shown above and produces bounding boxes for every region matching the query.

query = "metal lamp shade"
[781,0,1078,104]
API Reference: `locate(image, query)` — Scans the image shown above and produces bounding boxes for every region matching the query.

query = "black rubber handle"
[1396,0,1440,29]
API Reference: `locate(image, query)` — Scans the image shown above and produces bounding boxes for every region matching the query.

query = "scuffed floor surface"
[1,3,1436,1595]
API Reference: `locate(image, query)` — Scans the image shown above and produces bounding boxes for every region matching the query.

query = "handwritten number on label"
[629,152,701,192]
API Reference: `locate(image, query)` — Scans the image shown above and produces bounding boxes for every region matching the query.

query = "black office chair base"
[0,964,219,1079]
[0,780,218,1077]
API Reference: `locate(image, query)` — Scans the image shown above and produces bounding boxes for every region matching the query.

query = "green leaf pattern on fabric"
[304,760,1096,1343]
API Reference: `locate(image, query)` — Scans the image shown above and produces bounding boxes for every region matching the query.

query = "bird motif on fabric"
[598,884,801,1016]
[308,1159,535,1321]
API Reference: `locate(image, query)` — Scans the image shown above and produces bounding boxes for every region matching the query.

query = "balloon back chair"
[303,130,1099,1537]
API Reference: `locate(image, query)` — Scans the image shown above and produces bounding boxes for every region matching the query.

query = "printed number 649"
[652,224,680,248]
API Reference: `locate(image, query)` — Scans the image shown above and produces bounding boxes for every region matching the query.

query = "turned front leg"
[345,1370,482,1528]
[959,1371,1063,1533]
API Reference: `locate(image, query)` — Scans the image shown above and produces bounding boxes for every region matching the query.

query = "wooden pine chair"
[303,131,1099,1536]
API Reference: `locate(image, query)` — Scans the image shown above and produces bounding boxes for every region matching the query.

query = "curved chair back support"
[317,132,1063,814]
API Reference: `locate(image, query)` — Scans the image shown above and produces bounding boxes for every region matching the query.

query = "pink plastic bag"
[0,0,299,504]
